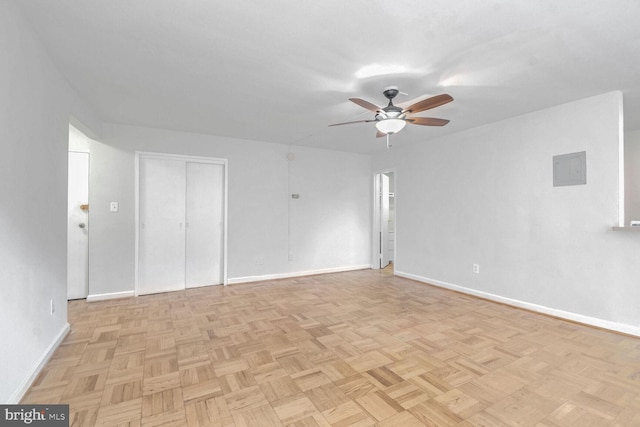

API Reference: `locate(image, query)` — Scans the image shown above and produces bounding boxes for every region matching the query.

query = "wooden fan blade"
[402,94,453,114]
[376,130,386,138]
[349,98,381,113]
[328,119,374,127]
[406,117,450,126]
[396,94,427,109]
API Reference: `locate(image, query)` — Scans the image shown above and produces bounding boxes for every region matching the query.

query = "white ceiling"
[16,0,640,153]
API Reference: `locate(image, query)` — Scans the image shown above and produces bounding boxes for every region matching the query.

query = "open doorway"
[372,171,395,271]
[67,124,91,300]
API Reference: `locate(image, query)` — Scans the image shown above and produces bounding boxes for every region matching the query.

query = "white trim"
[371,174,381,269]
[87,290,135,302]
[134,151,228,164]
[228,265,371,285]
[222,161,229,285]
[134,151,229,293]
[9,323,70,404]
[617,91,625,227]
[185,282,224,289]
[396,270,640,338]
[134,152,140,296]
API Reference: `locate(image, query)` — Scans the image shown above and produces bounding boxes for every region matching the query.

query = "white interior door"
[138,158,186,295]
[380,173,390,268]
[67,151,89,299]
[185,162,224,287]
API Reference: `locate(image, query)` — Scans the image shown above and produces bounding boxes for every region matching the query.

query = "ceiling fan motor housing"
[383,87,399,101]
[381,87,402,118]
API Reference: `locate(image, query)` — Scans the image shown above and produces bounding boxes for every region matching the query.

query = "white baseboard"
[228,264,371,285]
[87,266,372,297]
[187,282,224,289]
[396,270,640,338]
[9,322,70,404]
[87,290,135,302]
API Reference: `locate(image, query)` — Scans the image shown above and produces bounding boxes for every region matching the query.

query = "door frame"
[134,151,229,295]
[371,169,396,269]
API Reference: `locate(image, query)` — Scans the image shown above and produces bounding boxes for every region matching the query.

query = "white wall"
[0,2,101,402]
[88,124,371,295]
[374,91,640,334]
[288,146,371,272]
[625,129,640,223]
[69,124,91,153]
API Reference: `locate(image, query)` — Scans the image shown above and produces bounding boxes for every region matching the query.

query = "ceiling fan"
[329,86,453,145]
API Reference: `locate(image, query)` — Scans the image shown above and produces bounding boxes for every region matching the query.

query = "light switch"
[110,202,119,212]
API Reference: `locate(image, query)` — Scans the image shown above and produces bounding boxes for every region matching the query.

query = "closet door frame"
[134,151,228,295]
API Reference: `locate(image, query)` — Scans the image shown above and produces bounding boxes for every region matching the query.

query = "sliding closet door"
[138,158,186,295]
[185,162,224,287]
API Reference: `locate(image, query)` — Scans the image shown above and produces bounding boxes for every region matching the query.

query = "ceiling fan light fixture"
[376,118,406,135]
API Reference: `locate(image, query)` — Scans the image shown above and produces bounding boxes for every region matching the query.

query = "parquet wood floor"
[22,268,640,426]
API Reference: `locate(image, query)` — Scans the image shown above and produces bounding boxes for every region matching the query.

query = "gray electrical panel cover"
[553,151,586,186]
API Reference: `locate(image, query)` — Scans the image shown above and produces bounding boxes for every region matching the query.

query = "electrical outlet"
[473,264,480,274]
[50,299,55,315]
[288,252,294,261]
[256,257,264,265]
